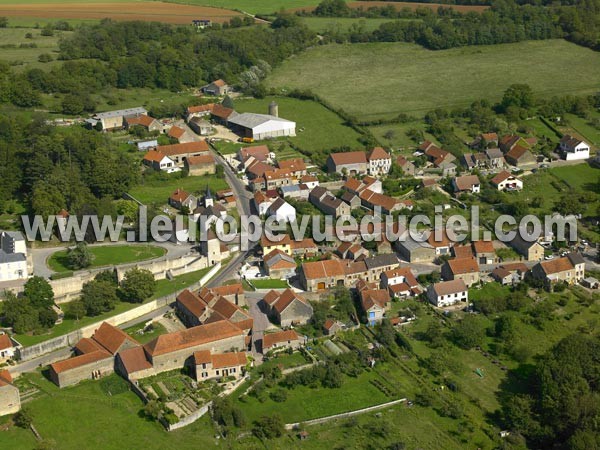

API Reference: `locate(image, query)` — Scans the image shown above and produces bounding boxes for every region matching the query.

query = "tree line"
[305,0,600,51]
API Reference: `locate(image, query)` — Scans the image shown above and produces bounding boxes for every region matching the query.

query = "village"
[0,78,599,442]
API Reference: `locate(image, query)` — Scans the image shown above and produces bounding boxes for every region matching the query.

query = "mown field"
[128,174,229,206]
[233,96,364,153]
[266,40,600,120]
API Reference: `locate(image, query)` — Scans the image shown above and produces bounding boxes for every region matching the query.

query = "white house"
[427,279,468,307]
[560,135,590,161]
[490,171,523,191]
[0,231,28,282]
[142,150,180,173]
[267,198,296,223]
[0,334,16,363]
[253,191,276,216]
[367,147,392,176]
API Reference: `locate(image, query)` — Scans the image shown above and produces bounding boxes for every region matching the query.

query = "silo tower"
[268,101,279,117]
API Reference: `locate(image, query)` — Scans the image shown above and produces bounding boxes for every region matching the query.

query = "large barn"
[227,102,296,140]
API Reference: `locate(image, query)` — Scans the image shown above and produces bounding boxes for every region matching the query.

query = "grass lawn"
[12,266,213,347]
[250,278,289,289]
[124,321,168,344]
[369,120,437,151]
[561,113,600,149]
[4,372,219,450]
[523,117,561,144]
[0,27,69,71]
[266,40,600,120]
[550,163,600,191]
[260,351,310,371]
[233,96,364,153]
[47,244,166,273]
[128,173,229,206]
[237,368,392,423]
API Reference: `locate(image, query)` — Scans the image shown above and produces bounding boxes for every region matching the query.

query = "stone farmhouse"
[327,151,368,176]
[262,330,303,353]
[427,279,468,308]
[263,289,314,328]
[263,249,297,279]
[194,350,247,382]
[201,79,230,96]
[396,155,416,176]
[185,153,216,176]
[530,253,585,286]
[167,125,195,144]
[509,235,545,261]
[49,322,139,388]
[344,176,383,195]
[452,175,481,194]
[86,106,147,131]
[441,257,480,287]
[309,186,351,218]
[125,114,163,133]
[357,279,391,326]
[155,141,211,165]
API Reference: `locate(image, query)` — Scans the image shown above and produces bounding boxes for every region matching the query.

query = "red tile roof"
[0,369,13,386]
[446,257,479,275]
[118,346,152,375]
[91,322,139,355]
[432,279,467,296]
[0,334,12,351]
[491,170,512,185]
[143,321,244,357]
[126,114,156,128]
[367,147,390,161]
[50,350,112,374]
[187,103,215,114]
[74,337,104,355]
[454,175,480,191]
[168,126,186,139]
[158,141,209,157]
[143,150,169,163]
[177,289,208,318]
[170,188,191,203]
[263,330,301,349]
[186,154,214,166]
[473,240,495,254]
[329,151,367,166]
[302,259,346,280]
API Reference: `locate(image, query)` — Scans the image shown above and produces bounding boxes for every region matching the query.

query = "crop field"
[0,1,243,24]
[266,40,600,120]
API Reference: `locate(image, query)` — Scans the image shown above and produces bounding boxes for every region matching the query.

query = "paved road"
[12,347,72,375]
[31,240,195,278]
[246,295,272,360]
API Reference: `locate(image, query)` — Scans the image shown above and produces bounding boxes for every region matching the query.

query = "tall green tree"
[118,268,156,303]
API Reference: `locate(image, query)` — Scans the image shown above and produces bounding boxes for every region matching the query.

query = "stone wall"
[149,333,245,375]
[51,355,114,388]
[0,384,20,416]
[165,402,212,431]
[48,254,209,304]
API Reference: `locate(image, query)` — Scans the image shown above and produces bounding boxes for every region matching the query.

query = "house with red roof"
[326,151,368,176]
[143,150,179,173]
[367,147,392,176]
[0,369,20,416]
[201,79,230,96]
[263,289,313,327]
[194,350,247,381]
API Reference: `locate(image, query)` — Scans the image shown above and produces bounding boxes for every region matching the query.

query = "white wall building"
[427,279,468,307]
[228,113,296,141]
[0,231,28,282]
[560,135,590,161]
[267,198,296,223]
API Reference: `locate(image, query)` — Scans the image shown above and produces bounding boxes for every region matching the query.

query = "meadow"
[266,40,600,120]
[233,96,364,153]
[0,27,67,71]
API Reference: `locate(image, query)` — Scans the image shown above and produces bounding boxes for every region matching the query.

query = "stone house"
[300,259,346,292]
[185,154,216,176]
[509,236,545,261]
[323,319,343,336]
[309,186,351,218]
[395,236,436,263]
[530,253,585,286]
[366,147,392,176]
[262,330,303,354]
[202,79,230,96]
[157,141,211,165]
[277,158,307,179]
[169,188,197,210]
[326,151,368,176]
[0,334,16,363]
[263,289,313,328]
[381,267,422,299]
[194,351,247,382]
[357,279,390,326]
[167,125,195,144]
[263,249,297,279]
[441,257,480,287]
[396,155,416,176]
[125,114,163,132]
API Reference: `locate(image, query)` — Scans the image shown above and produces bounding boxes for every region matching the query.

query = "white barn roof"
[228,113,295,133]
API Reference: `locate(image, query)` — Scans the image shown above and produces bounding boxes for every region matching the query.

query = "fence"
[285,398,406,430]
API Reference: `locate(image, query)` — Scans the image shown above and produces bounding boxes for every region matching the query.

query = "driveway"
[245,292,275,360]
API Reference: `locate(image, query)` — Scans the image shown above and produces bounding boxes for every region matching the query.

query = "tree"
[14,407,33,428]
[38,307,58,328]
[64,300,86,321]
[23,276,54,309]
[253,414,285,440]
[452,315,486,349]
[81,280,117,316]
[61,94,85,115]
[0,17,8,28]
[38,53,53,63]
[67,242,92,270]
[501,84,534,111]
[119,268,156,303]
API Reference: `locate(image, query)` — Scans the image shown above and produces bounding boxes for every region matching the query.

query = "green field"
[301,17,399,33]
[167,0,318,15]
[47,244,166,273]
[250,278,289,289]
[266,40,600,120]
[560,112,600,149]
[233,96,364,153]
[0,27,68,71]
[369,120,437,151]
[128,174,229,206]
[550,163,600,192]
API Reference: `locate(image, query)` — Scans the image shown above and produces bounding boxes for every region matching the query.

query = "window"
[216,370,219,375]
